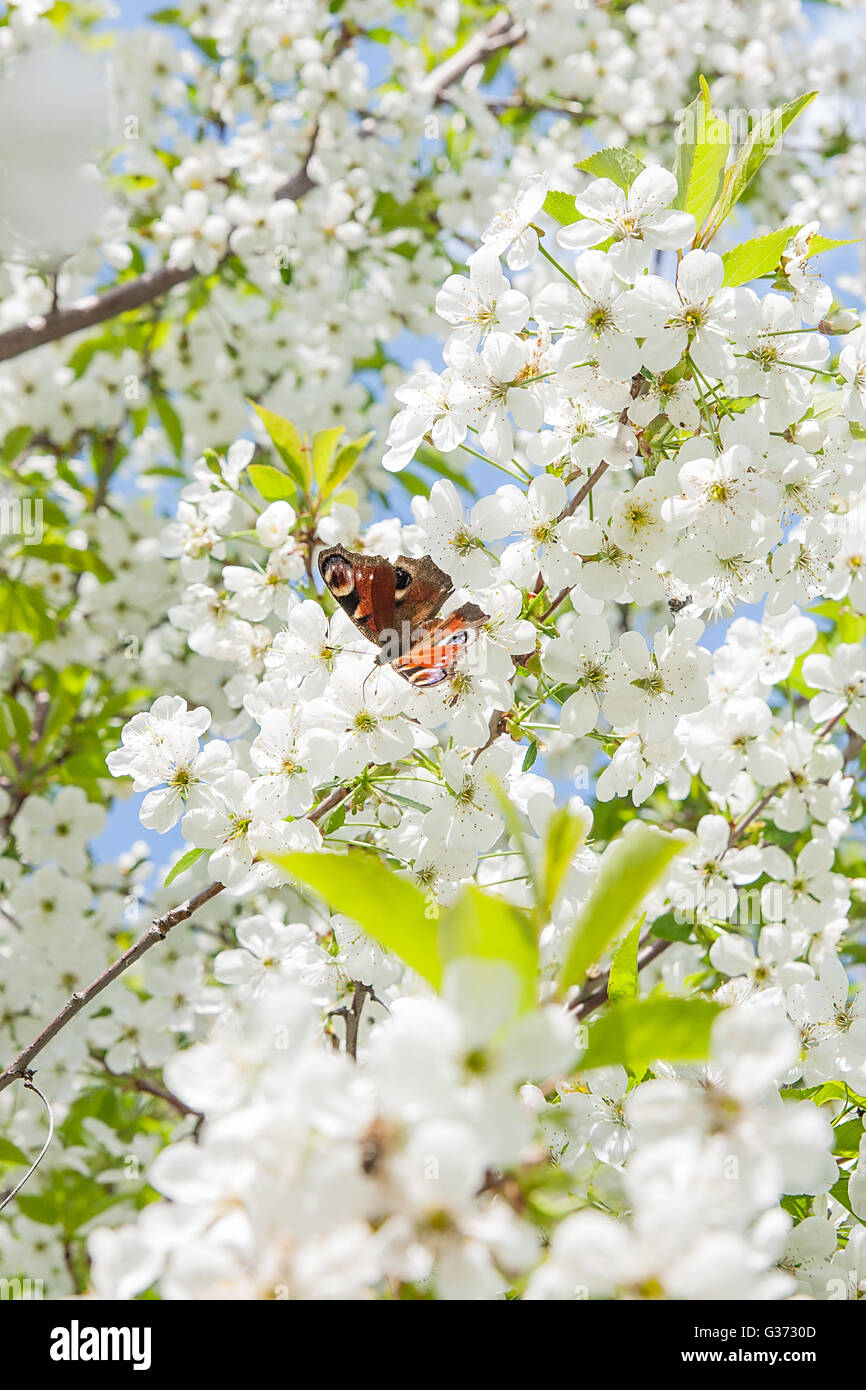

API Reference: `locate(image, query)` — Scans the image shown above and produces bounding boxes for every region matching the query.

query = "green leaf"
[722,226,803,286]
[832,1118,865,1159]
[248,401,310,493]
[22,541,112,583]
[673,78,730,225]
[701,91,817,243]
[575,147,646,192]
[522,740,538,772]
[154,394,184,459]
[320,432,373,498]
[1,694,30,751]
[649,911,694,943]
[0,576,56,642]
[608,918,643,1004]
[580,997,722,1071]
[829,1172,863,1223]
[543,190,582,227]
[17,1170,128,1236]
[312,427,345,490]
[163,847,206,888]
[439,886,538,1010]
[271,851,442,987]
[247,463,297,503]
[558,824,691,995]
[0,1137,29,1166]
[804,234,859,257]
[542,805,586,916]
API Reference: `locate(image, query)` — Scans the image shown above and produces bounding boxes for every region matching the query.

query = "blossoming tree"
[1,0,866,1302]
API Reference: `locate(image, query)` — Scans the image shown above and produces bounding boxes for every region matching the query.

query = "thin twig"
[0,1071,55,1212]
[329,982,379,1059]
[0,776,357,1094]
[0,880,224,1094]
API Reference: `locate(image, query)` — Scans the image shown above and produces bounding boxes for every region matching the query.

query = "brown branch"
[418,11,524,96]
[0,263,197,364]
[0,880,224,1094]
[328,981,378,1060]
[570,935,670,1020]
[0,12,524,365]
[0,775,352,1095]
[558,458,609,523]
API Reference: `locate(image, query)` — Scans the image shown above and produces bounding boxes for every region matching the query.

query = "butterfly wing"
[392,553,454,627]
[318,545,454,656]
[318,544,397,646]
[393,603,486,687]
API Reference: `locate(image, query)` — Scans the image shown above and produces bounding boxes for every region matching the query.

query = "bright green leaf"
[579,996,722,1071]
[673,79,730,225]
[805,234,859,257]
[312,427,345,490]
[248,401,310,493]
[722,225,802,286]
[321,432,373,498]
[271,851,442,987]
[163,847,206,888]
[247,463,297,503]
[575,147,646,192]
[543,190,581,227]
[439,886,538,1010]
[608,918,643,1004]
[558,824,692,995]
[702,91,817,243]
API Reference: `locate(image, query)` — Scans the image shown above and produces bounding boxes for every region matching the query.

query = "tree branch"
[0,880,223,1094]
[0,776,354,1094]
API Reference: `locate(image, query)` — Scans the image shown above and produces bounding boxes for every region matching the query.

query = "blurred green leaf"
[608,918,643,1003]
[271,850,442,987]
[439,886,537,1010]
[0,1137,29,1166]
[542,805,586,917]
[558,824,691,995]
[580,997,721,1071]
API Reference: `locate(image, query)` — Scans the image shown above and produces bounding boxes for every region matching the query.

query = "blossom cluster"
[1,0,866,1304]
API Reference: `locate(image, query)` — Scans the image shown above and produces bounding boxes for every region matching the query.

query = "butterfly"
[318,543,486,688]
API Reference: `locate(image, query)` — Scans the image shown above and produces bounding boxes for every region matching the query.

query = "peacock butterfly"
[318,543,486,687]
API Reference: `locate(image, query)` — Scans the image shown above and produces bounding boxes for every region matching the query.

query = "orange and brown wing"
[393,604,486,687]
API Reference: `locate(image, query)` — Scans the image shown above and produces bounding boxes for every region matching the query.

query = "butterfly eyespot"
[322,556,355,597]
[393,566,412,596]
